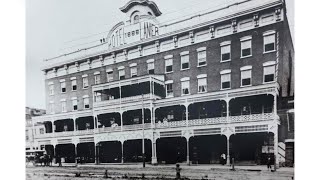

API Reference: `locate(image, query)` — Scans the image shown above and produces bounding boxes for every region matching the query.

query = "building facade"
[32,0,294,165]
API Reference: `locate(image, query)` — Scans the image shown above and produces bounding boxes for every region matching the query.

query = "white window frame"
[130,63,138,77]
[72,98,78,111]
[197,47,207,67]
[165,55,173,73]
[95,92,102,102]
[220,41,231,62]
[263,30,276,53]
[106,69,113,82]
[240,66,252,87]
[83,95,90,109]
[165,80,173,98]
[220,70,231,90]
[118,66,125,80]
[71,77,77,91]
[240,36,252,58]
[61,99,66,112]
[181,77,190,96]
[263,61,276,83]
[49,101,54,114]
[197,74,207,93]
[147,59,155,74]
[48,83,54,95]
[82,74,89,89]
[180,51,189,70]
[60,80,66,93]
[94,72,101,85]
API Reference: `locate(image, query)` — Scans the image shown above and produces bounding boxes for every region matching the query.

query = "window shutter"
[221,73,231,82]
[241,70,252,79]
[221,45,230,54]
[165,59,173,66]
[264,34,275,44]
[264,65,275,75]
[241,40,251,49]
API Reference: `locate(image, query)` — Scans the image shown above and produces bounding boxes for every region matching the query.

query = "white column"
[226,98,230,122]
[151,138,157,164]
[121,141,124,163]
[184,103,190,127]
[186,138,190,165]
[52,120,55,134]
[120,111,123,131]
[74,143,78,165]
[226,135,230,165]
[73,118,77,131]
[274,127,279,168]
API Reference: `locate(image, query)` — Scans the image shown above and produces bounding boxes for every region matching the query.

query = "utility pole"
[142,85,145,168]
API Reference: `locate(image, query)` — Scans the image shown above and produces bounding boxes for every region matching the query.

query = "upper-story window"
[39,128,44,134]
[147,59,155,74]
[95,92,102,102]
[61,99,66,112]
[118,66,125,80]
[72,98,78,111]
[106,68,113,82]
[220,69,231,89]
[83,95,90,109]
[240,66,252,87]
[48,82,54,95]
[263,30,276,53]
[197,74,207,93]
[165,80,173,98]
[165,55,173,73]
[220,41,231,62]
[181,77,190,95]
[130,63,137,77]
[133,15,140,24]
[49,101,54,114]
[71,77,77,91]
[82,74,89,89]
[263,61,276,83]
[94,72,101,85]
[60,80,66,93]
[197,47,207,67]
[241,36,252,58]
[180,51,189,70]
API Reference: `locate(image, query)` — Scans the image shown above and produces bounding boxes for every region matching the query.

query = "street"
[26,164,294,180]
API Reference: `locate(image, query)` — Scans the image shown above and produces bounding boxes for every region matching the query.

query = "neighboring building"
[32,0,294,166]
[26,107,46,157]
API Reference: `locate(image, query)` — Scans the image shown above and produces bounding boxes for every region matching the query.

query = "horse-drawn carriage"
[26,150,52,166]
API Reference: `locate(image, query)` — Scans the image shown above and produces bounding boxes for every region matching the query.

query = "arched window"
[133,15,139,24]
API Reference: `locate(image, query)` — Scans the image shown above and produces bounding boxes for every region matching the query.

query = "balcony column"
[93,114,98,129]
[74,143,78,165]
[151,136,158,164]
[51,120,56,134]
[226,97,230,123]
[273,93,277,118]
[120,140,124,163]
[226,135,231,166]
[183,103,191,127]
[73,117,77,131]
[273,126,279,169]
[95,142,100,165]
[120,111,124,131]
[186,137,190,165]
[152,107,157,128]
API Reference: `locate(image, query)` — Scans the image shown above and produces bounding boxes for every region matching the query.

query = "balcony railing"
[34,113,275,139]
[93,94,160,108]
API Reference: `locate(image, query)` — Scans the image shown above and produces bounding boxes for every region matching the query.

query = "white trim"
[82,74,88,78]
[59,79,65,83]
[220,41,231,46]
[180,51,189,56]
[240,65,252,71]
[220,69,231,75]
[60,99,66,102]
[48,82,54,85]
[83,95,89,98]
[94,71,100,75]
[164,55,173,59]
[263,61,276,66]
[197,74,207,79]
[285,139,294,143]
[263,30,276,36]
[129,63,137,67]
[180,77,190,81]
[71,97,78,100]
[106,68,113,73]
[165,80,173,84]
[117,66,125,70]
[287,109,294,113]
[240,36,252,41]
[146,59,154,63]
[196,47,206,52]
[70,77,77,80]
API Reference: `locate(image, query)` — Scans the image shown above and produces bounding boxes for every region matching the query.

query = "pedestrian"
[175,164,181,180]
[57,155,62,167]
[220,153,226,165]
[267,156,272,170]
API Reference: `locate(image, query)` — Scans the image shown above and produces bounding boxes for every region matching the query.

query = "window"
[147,61,155,74]
[263,61,276,83]
[241,36,252,57]
[165,80,173,98]
[180,51,189,70]
[49,102,54,114]
[263,31,276,53]
[95,92,101,102]
[130,64,137,77]
[197,48,207,66]
[39,128,44,134]
[83,96,90,109]
[181,78,190,95]
[94,73,100,84]
[133,15,139,24]
[106,69,113,82]
[119,69,125,80]
[61,100,66,112]
[220,41,231,62]
[49,83,54,95]
[71,78,77,91]
[240,66,252,86]
[82,75,88,89]
[60,81,66,93]
[165,58,173,73]
[197,75,207,93]
[220,70,231,89]
[72,98,78,111]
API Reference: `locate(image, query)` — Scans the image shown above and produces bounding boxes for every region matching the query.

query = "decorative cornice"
[119,0,162,17]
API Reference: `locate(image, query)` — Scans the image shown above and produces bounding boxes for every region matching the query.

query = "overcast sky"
[26,0,294,109]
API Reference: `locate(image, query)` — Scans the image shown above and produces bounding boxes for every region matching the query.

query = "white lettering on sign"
[107,21,159,49]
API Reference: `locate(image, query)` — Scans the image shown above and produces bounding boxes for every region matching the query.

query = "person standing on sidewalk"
[267,156,272,170]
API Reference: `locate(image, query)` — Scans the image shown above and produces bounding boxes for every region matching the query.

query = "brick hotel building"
[32,0,294,166]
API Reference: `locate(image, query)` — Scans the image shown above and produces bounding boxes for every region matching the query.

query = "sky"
[26,0,294,109]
